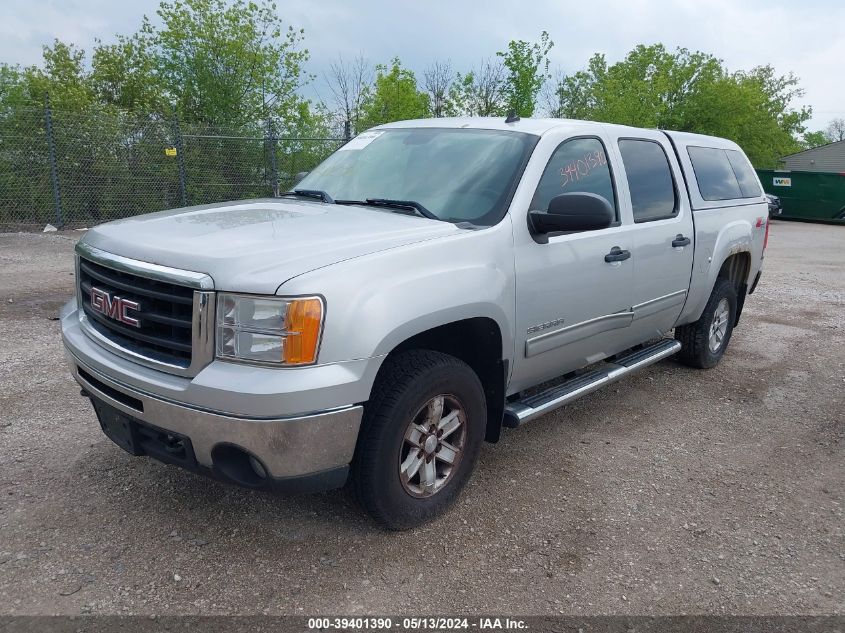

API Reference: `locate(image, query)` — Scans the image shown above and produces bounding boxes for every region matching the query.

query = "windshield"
[297,128,538,226]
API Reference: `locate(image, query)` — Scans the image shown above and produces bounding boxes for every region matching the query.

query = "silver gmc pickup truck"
[61,117,768,529]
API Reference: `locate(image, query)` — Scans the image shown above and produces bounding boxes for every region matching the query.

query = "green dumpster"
[756,169,845,224]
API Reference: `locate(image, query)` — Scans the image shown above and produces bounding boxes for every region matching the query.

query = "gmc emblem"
[90,287,141,328]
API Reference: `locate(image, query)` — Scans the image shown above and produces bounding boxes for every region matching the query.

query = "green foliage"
[0,0,312,127]
[497,31,552,117]
[558,46,724,128]
[686,65,809,167]
[802,130,831,148]
[358,58,430,130]
[152,0,310,125]
[0,1,335,227]
[276,101,341,187]
[0,3,822,224]
[90,33,165,113]
[20,40,96,111]
[0,65,28,111]
[445,72,475,116]
[445,59,506,117]
[803,119,845,148]
[553,44,809,167]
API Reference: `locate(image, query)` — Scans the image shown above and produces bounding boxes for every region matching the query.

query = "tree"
[801,130,831,149]
[496,31,553,117]
[151,0,311,125]
[552,44,810,167]
[21,40,95,111]
[445,58,506,117]
[0,65,28,111]
[358,58,429,129]
[826,117,845,142]
[555,46,724,128]
[540,68,567,118]
[0,0,338,226]
[801,130,830,149]
[552,54,607,121]
[684,64,809,167]
[423,60,453,118]
[270,100,337,190]
[803,118,845,147]
[90,33,164,113]
[2,0,314,128]
[324,54,372,136]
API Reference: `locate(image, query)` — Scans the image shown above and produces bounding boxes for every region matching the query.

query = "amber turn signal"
[284,298,323,364]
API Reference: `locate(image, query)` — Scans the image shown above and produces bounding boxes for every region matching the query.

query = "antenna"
[505,110,520,124]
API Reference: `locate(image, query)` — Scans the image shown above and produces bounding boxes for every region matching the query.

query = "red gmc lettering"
[90,287,140,328]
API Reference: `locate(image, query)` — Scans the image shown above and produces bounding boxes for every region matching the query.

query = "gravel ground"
[0,221,842,616]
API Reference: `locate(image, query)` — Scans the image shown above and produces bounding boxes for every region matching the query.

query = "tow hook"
[164,434,185,455]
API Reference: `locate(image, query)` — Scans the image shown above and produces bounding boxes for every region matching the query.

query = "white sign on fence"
[773,177,792,187]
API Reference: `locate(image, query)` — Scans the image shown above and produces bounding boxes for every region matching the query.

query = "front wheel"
[351,350,486,530]
[675,278,737,369]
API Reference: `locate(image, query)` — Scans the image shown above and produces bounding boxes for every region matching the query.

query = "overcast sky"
[1,0,842,130]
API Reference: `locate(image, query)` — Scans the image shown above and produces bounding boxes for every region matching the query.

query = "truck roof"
[376,117,742,151]
[375,116,590,136]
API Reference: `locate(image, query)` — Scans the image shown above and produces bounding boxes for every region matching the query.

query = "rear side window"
[531,137,617,220]
[726,150,762,197]
[618,139,677,222]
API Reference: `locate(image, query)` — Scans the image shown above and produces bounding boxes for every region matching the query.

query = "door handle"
[672,234,691,248]
[604,246,631,263]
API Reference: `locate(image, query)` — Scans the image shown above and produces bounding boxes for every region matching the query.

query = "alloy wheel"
[398,394,467,498]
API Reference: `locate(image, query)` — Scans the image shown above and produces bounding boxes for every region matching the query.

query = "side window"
[531,137,617,220]
[687,146,742,200]
[726,149,762,197]
[618,139,677,222]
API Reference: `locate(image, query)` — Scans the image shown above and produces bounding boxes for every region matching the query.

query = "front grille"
[78,257,195,367]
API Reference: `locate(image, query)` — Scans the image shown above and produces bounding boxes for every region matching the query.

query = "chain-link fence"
[0,103,347,230]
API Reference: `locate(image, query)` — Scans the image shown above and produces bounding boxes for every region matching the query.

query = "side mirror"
[529,192,614,234]
[293,171,309,185]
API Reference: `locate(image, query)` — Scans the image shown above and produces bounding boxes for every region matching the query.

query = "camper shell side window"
[687,146,762,202]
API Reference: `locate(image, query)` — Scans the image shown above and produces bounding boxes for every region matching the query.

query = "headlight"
[215,293,324,366]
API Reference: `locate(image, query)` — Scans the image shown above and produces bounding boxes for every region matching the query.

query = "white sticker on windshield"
[338,130,384,151]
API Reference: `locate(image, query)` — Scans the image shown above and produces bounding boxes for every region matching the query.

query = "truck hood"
[81,199,460,293]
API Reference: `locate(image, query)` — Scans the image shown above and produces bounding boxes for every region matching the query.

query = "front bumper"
[62,299,367,492]
[70,357,362,491]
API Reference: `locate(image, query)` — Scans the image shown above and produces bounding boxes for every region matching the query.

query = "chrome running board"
[503,339,681,427]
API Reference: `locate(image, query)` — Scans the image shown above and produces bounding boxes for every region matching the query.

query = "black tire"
[675,278,737,369]
[351,350,486,530]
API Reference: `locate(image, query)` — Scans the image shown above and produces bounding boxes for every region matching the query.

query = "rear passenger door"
[611,132,695,339]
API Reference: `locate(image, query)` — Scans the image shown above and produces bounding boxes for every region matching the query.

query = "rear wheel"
[675,278,737,369]
[351,350,486,530]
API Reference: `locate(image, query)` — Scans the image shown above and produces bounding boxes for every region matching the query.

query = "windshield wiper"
[336,198,442,221]
[279,189,335,203]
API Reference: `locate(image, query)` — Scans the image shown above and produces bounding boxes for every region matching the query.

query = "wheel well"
[718,252,750,285]
[718,252,751,326]
[384,318,506,443]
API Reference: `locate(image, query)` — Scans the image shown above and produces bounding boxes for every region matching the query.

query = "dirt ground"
[0,221,842,616]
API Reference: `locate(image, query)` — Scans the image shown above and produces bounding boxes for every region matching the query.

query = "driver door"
[509,132,636,393]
